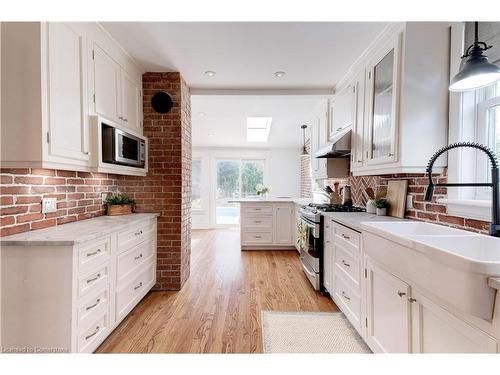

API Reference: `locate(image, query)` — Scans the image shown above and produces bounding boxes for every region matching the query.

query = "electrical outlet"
[41,198,57,213]
[101,193,108,204]
[406,194,413,209]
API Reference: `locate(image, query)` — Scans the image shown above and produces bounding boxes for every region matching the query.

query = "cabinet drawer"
[77,286,109,329]
[241,231,273,244]
[77,237,111,272]
[117,220,155,252]
[77,262,110,298]
[241,205,273,215]
[241,215,273,229]
[117,238,155,286]
[77,310,110,353]
[333,223,360,253]
[334,273,361,329]
[116,261,155,323]
[334,244,360,290]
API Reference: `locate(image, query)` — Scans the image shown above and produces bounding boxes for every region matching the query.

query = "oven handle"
[300,256,317,278]
[299,215,316,228]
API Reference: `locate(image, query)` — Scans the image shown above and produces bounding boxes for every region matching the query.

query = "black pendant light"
[449,22,500,92]
[300,124,308,156]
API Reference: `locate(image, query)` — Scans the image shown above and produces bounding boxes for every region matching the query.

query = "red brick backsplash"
[0,168,118,237]
[348,171,490,234]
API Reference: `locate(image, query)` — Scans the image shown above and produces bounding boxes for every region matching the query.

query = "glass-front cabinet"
[365,33,401,166]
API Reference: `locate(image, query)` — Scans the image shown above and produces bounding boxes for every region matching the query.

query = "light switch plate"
[101,193,108,204]
[41,198,57,213]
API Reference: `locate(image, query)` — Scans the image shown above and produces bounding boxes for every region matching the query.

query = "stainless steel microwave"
[102,124,146,168]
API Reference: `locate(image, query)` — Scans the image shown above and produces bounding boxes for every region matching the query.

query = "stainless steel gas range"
[298,203,365,292]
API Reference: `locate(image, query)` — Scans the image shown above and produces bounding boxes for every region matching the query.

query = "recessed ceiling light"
[204,71,216,77]
[198,112,205,117]
[273,71,286,78]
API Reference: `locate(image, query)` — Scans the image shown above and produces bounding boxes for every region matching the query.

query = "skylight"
[246,117,272,142]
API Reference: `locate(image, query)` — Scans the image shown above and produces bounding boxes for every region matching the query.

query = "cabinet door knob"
[397,291,406,297]
[408,298,417,303]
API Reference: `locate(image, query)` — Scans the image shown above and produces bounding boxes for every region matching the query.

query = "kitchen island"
[230,197,312,250]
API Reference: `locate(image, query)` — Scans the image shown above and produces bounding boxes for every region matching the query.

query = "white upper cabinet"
[1,22,144,173]
[335,23,450,176]
[92,44,143,131]
[365,33,401,166]
[329,84,355,140]
[350,69,366,170]
[120,69,143,131]
[46,23,90,164]
[93,44,122,124]
[309,99,329,180]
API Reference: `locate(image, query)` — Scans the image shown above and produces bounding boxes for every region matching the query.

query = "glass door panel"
[371,50,394,160]
[241,160,264,197]
[216,160,240,225]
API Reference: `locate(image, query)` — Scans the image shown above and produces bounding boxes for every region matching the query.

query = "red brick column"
[117,72,191,290]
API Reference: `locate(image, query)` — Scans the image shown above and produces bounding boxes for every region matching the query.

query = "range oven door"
[297,214,322,291]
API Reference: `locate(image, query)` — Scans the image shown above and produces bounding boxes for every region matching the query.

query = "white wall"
[192,147,300,229]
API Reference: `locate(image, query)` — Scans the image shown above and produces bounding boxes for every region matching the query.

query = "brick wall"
[300,138,312,198]
[347,172,490,233]
[116,72,191,291]
[0,168,118,237]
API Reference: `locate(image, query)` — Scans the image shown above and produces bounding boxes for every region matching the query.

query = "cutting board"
[386,180,408,218]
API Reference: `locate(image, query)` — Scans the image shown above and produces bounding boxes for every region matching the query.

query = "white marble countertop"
[228,197,315,206]
[0,213,159,246]
[322,211,406,232]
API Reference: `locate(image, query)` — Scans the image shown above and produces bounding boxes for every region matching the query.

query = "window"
[215,159,265,225]
[192,158,202,210]
[446,22,500,221]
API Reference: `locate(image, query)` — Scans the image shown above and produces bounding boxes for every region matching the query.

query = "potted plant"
[255,184,270,198]
[105,194,135,216]
[374,198,389,216]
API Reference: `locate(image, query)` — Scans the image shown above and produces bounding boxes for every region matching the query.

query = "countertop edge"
[0,213,160,246]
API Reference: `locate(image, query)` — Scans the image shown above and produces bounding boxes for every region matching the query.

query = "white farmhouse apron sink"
[360,221,500,320]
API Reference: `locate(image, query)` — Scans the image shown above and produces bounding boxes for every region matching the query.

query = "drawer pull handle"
[86,249,102,257]
[254,208,261,211]
[85,298,101,311]
[397,291,406,298]
[134,253,143,261]
[341,291,351,301]
[134,230,143,236]
[254,235,262,239]
[85,326,100,340]
[342,260,351,267]
[408,298,417,303]
[254,220,262,223]
[86,273,101,284]
[134,282,143,290]
[341,234,350,240]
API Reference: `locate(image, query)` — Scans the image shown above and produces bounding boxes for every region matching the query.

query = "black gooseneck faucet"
[424,142,500,237]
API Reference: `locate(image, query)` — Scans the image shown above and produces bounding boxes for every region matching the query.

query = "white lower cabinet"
[365,258,411,353]
[240,202,295,249]
[410,289,498,353]
[0,215,157,353]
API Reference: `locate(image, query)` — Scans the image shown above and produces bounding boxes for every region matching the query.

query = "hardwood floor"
[97,228,338,353]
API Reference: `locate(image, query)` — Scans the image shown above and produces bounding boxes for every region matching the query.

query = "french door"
[215,159,265,226]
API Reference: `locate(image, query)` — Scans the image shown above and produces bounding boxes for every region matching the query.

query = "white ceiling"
[191,95,325,148]
[102,22,388,90]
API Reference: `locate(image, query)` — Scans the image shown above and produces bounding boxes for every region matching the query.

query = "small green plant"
[374,198,388,209]
[104,194,135,207]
